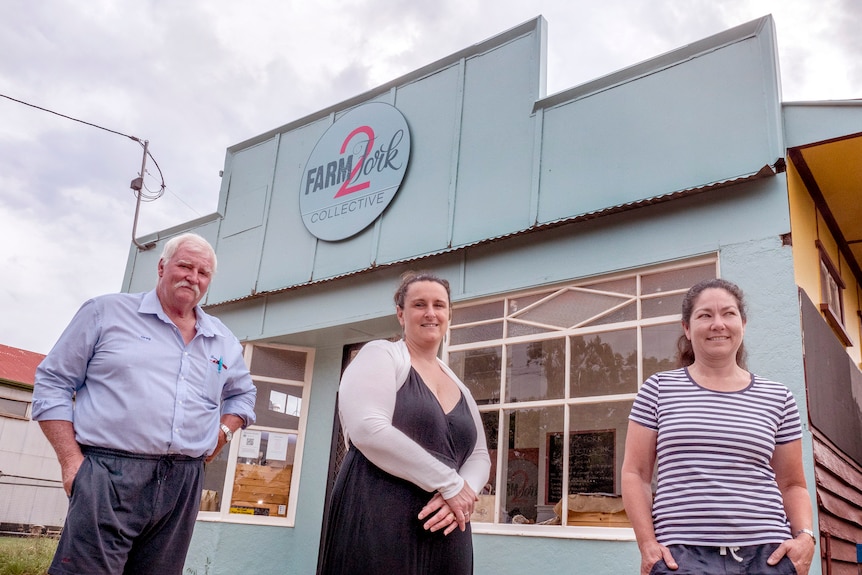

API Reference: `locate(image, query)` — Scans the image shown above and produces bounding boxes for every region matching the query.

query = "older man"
[33,232,256,575]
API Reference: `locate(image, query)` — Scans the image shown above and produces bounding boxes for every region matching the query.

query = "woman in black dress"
[320,272,491,575]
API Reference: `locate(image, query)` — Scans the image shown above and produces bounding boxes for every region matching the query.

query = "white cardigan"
[338,339,491,500]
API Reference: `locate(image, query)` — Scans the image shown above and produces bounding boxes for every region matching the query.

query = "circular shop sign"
[299,102,411,241]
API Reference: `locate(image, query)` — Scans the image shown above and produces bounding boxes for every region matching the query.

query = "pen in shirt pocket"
[210,355,228,373]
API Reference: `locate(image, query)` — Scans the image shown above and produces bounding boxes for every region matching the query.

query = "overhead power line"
[1,91,172,250]
[0,92,165,192]
[1,92,140,142]
[3,92,206,243]
[1,93,204,215]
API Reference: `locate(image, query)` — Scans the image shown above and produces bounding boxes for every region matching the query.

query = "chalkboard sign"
[546,430,615,504]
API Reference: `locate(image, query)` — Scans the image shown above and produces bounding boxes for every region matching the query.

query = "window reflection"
[200,342,313,525]
[448,347,502,405]
[641,264,714,294]
[229,430,296,517]
[449,322,503,345]
[472,411,499,524]
[642,323,684,376]
[486,407,562,524]
[570,330,637,397]
[642,293,685,318]
[444,259,717,528]
[506,340,565,402]
[254,381,303,428]
[515,289,627,329]
[249,346,306,380]
[269,390,301,417]
[201,446,229,513]
[568,400,634,493]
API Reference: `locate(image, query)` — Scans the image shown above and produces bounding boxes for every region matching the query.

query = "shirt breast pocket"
[187,354,223,407]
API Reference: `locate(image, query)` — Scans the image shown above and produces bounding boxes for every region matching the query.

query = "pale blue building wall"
[783,100,862,147]
[122,14,831,575]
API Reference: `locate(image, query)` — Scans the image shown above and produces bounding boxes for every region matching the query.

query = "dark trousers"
[50,446,204,575]
[649,544,798,575]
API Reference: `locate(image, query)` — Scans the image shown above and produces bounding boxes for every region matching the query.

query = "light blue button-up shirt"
[33,290,257,457]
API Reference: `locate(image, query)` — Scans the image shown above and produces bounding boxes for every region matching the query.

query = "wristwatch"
[219,423,234,442]
[795,528,816,542]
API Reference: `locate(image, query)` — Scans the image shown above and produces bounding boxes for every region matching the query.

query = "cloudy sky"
[2,0,860,355]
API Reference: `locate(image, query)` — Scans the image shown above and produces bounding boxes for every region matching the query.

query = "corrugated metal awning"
[205,162,781,308]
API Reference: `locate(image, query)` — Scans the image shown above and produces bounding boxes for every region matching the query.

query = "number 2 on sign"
[334,125,374,198]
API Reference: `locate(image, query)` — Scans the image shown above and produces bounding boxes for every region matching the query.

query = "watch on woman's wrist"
[795,528,816,542]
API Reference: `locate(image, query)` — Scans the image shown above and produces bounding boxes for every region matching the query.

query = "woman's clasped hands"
[418,483,477,536]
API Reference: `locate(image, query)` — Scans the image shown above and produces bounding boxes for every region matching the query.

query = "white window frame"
[197,342,315,527]
[443,256,718,539]
[0,395,30,419]
[816,240,852,346]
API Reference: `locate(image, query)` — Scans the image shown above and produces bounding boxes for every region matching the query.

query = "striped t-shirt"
[628,367,802,546]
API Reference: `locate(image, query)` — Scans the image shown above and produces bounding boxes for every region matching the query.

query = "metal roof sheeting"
[0,344,44,388]
[204,163,779,308]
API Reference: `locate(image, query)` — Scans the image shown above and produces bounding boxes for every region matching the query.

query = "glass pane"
[642,293,685,318]
[642,323,684,376]
[505,339,565,402]
[819,260,828,294]
[490,406,562,524]
[230,430,296,517]
[547,429,616,498]
[570,329,638,397]
[567,400,634,495]
[452,301,503,325]
[581,301,636,327]
[641,264,715,294]
[201,446,229,512]
[253,381,303,429]
[268,389,301,416]
[0,397,28,418]
[507,320,557,337]
[821,263,843,317]
[447,347,502,405]
[249,346,306,381]
[544,401,634,528]
[472,411,499,524]
[581,277,636,295]
[507,291,554,316]
[449,321,503,345]
[517,289,628,328]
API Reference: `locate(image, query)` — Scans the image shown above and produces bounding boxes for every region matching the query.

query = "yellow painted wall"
[787,163,820,300]
[787,161,862,365]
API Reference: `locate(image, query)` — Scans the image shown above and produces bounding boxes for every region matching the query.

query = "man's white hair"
[159,233,218,273]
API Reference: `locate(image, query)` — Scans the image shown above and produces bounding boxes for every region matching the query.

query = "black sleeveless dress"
[321,367,478,575]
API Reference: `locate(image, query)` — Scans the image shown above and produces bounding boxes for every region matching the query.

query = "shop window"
[445,258,716,533]
[199,343,314,526]
[816,240,852,346]
[0,396,29,419]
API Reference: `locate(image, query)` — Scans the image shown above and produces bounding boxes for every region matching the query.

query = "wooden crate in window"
[230,463,292,516]
[553,494,630,527]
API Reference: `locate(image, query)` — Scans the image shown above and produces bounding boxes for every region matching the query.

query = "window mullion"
[493,407,505,525]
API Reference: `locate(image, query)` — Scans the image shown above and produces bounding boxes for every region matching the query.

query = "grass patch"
[0,537,57,575]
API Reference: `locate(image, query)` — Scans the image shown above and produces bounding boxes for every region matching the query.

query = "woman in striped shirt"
[622,278,816,575]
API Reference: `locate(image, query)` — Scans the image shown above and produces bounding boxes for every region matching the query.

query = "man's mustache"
[174,280,201,298]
